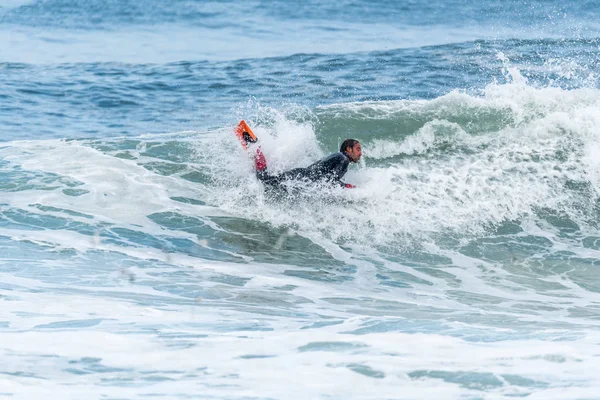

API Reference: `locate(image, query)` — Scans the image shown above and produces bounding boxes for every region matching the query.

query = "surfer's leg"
[256,169,279,185]
[256,167,308,186]
[253,147,267,172]
[276,167,309,181]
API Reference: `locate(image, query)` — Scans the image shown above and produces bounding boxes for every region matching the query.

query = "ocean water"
[2,0,600,398]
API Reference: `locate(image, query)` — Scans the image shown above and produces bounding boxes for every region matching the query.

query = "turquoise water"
[2,1,600,399]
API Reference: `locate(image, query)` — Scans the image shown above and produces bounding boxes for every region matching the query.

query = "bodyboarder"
[235,120,361,189]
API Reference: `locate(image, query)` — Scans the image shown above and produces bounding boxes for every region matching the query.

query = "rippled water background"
[3,1,600,398]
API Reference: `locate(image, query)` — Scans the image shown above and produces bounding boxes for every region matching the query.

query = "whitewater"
[3,1,600,399]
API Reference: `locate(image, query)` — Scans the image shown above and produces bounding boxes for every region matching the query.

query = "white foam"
[274,78,600,243]
[5,69,600,398]
[0,139,227,226]
[2,314,600,399]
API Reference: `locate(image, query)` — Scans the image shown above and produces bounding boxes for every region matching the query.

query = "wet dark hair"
[340,139,359,153]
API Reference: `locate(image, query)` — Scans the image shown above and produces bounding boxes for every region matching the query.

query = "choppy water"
[3,1,600,399]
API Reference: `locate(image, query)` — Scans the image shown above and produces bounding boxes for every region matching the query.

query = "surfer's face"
[346,142,362,162]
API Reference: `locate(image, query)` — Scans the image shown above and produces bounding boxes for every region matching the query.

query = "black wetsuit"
[257,151,351,187]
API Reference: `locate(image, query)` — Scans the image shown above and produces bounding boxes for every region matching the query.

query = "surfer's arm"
[322,153,353,187]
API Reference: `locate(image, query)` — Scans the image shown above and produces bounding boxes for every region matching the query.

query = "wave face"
[3,1,600,399]
[2,38,600,140]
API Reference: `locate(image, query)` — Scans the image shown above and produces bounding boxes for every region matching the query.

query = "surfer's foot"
[242,131,257,146]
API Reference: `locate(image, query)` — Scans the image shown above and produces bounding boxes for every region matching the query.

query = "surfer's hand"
[344,183,356,189]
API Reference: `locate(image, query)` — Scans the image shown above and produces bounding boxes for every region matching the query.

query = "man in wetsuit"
[254,139,362,189]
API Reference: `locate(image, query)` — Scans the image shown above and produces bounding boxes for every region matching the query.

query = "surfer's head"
[340,139,362,162]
